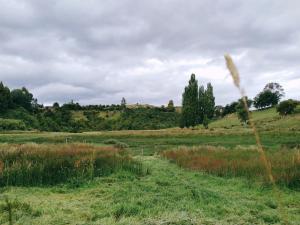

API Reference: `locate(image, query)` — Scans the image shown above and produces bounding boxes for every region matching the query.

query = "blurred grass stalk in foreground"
[224,54,289,224]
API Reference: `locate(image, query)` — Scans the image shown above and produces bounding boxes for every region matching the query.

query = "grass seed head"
[224,54,240,88]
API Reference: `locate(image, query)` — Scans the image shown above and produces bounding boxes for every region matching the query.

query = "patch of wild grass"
[0,143,143,186]
[103,139,129,149]
[162,146,300,188]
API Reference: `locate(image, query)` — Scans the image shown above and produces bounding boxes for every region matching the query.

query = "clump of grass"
[162,146,300,188]
[0,143,143,186]
[103,139,129,149]
[103,139,120,145]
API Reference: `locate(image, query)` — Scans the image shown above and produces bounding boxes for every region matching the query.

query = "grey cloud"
[0,0,299,106]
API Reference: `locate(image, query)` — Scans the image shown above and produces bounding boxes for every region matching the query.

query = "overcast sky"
[0,0,299,106]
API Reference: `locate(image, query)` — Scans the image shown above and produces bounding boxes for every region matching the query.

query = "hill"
[206,106,300,132]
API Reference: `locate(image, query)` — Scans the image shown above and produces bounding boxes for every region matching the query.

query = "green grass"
[0,107,299,224]
[0,144,143,186]
[209,107,300,131]
[1,156,299,224]
[0,129,299,156]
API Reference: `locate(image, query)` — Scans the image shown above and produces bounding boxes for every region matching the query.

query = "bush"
[0,119,26,131]
[276,99,298,116]
[0,143,143,186]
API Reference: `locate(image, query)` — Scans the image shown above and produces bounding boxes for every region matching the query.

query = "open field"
[0,108,300,224]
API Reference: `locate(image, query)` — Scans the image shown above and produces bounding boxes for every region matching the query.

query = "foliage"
[203,115,209,129]
[181,74,199,128]
[198,85,205,124]
[204,83,215,119]
[167,100,175,112]
[0,119,26,131]
[117,108,180,130]
[214,105,224,118]
[0,143,143,186]
[236,97,252,124]
[121,97,126,109]
[276,99,298,116]
[254,83,284,109]
[0,82,11,113]
[181,76,215,128]
[11,87,35,112]
[222,101,238,117]
[254,90,280,109]
[263,82,285,99]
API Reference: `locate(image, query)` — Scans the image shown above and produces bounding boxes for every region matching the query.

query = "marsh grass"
[162,146,300,188]
[0,143,143,186]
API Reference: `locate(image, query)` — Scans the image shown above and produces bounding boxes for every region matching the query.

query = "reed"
[0,143,143,186]
[162,146,300,188]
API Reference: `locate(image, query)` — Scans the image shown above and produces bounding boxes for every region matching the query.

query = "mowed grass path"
[1,156,300,225]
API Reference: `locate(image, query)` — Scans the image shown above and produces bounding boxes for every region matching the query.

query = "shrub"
[276,99,298,116]
[0,143,143,186]
[0,119,26,131]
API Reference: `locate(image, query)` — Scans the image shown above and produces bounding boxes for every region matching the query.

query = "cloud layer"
[0,0,299,106]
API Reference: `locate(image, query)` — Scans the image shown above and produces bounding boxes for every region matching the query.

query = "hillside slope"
[208,107,300,132]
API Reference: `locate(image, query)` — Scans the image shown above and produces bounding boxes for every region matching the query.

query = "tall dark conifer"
[205,83,215,119]
[0,82,12,113]
[181,74,198,127]
[198,85,205,124]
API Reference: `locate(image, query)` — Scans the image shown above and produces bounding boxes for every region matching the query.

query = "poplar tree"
[198,85,205,123]
[0,82,11,113]
[121,97,126,109]
[205,83,215,119]
[167,100,175,112]
[181,74,198,127]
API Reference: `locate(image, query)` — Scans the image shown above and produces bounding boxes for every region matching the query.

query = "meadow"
[0,108,300,224]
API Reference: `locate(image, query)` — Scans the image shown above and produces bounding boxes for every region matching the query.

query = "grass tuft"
[0,143,143,186]
[162,145,300,188]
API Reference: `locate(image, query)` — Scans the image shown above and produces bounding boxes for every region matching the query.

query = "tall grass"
[162,146,300,188]
[0,143,143,186]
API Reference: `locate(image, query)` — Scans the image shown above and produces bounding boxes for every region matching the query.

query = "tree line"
[0,82,179,131]
[0,79,298,131]
[180,74,299,128]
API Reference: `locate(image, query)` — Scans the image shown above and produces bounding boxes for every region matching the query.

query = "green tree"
[276,99,298,116]
[53,102,60,108]
[254,90,279,109]
[205,83,215,119]
[11,87,34,111]
[203,115,209,129]
[167,100,175,112]
[222,101,238,117]
[264,82,284,99]
[236,97,252,124]
[181,74,198,128]
[121,97,126,109]
[214,105,224,118]
[0,82,11,113]
[198,85,205,124]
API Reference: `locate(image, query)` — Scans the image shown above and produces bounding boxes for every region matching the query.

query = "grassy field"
[0,108,300,224]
